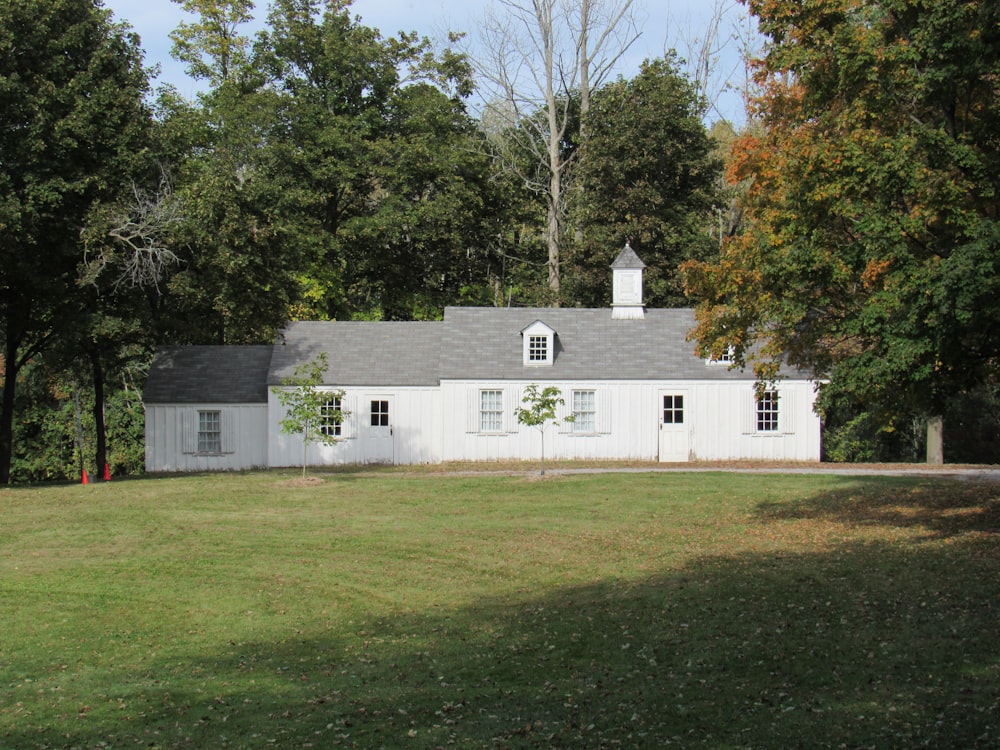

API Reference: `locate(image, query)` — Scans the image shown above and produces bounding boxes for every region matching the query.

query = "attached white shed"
[144,346,272,472]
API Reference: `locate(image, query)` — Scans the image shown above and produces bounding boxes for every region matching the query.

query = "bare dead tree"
[83,171,183,292]
[471,0,639,301]
[664,0,761,125]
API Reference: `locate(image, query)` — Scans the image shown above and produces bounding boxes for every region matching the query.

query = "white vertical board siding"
[144,404,268,472]
[441,380,821,463]
[267,387,442,467]
[686,381,821,461]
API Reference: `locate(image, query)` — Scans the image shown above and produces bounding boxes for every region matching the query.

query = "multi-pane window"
[370,400,389,427]
[756,391,779,432]
[197,410,221,452]
[572,390,596,432]
[320,396,342,437]
[707,346,735,365]
[480,390,503,432]
[662,395,684,424]
[528,335,549,363]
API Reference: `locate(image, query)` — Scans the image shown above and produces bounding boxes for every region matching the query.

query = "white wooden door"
[365,397,394,464]
[658,390,690,462]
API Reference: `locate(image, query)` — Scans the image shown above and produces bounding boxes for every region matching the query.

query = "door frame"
[658,389,690,462]
[364,395,394,464]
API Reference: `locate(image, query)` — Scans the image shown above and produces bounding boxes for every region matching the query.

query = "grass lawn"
[1,469,997,749]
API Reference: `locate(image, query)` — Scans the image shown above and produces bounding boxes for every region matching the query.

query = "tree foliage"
[0,0,152,482]
[684,0,1000,460]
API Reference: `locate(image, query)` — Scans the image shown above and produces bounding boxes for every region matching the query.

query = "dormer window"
[521,320,555,366]
[528,335,548,362]
[706,346,736,365]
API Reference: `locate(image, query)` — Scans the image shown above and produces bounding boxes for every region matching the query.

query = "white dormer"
[611,243,646,319]
[521,320,556,366]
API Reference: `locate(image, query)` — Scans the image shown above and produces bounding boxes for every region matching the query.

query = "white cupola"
[611,243,645,319]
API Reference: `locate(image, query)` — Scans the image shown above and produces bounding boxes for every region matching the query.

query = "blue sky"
[101,0,751,123]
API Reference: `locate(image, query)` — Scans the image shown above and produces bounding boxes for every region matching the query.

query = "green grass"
[1,470,997,749]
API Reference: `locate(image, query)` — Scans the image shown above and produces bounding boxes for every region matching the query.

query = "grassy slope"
[1,470,997,748]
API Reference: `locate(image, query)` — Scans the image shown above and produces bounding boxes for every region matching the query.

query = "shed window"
[663,395,684,424]
[320,396,343,437]
[756,391,779,432]
[706,346,735,365]
[572,390,596,433]
[480,390,504,432]
[198,410,222,452]
[528,335,549,363]
[370,400,389,427]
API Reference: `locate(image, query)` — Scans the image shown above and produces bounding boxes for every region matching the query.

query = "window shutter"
[597,389,612,434]
[557,393,573,433]
[504,387,521,433]
[341,394,356,438]
[778,389,790,434]
[467,390,480,433]
[222,409,235,453]
[182,410,196,454]
[742,389,756,434]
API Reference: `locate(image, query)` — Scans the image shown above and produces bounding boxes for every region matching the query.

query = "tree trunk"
[926,414,944,464]
[0,343,16,485]
[89,348,108,479]
[547,170,561,299]
[0,326,26,485]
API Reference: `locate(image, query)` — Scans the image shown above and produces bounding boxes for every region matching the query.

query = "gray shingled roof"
[268,321,443,386]
[611,243,646,269]
[144,345,273,403]
[439,307,758,380]
[145,307,807,404]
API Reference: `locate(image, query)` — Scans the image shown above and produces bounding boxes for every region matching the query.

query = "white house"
[144,247,822,472]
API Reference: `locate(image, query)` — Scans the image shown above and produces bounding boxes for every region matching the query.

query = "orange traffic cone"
[103,463,111,481]
[81,469,89,485]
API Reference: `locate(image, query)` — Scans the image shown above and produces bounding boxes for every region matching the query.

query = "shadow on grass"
[5,484,998,749]
[756,478,1000,539]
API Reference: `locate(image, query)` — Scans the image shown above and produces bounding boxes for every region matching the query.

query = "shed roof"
[267,321,443,386]
[611,243,646,269]
[144,307,809,405]
[144,345,273,404]
[439,307,754,381]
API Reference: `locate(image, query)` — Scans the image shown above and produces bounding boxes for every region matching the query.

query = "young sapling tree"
[516,383,572,475]
[272,353,347,478]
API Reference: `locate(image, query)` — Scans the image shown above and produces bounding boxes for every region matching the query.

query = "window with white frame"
[706,346,736,365]
[320,395,342,437]
[528,335,549,363]
[756,390,779,432]
[662,394,684,424]
[521,321,556,366]
[370,400,389,427]
[480,389,503,432]
[572,390,596,433]
[198,410,222,452]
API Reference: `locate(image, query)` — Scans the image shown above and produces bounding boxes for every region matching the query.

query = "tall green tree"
[258,0,493,320]
[169,0,255,87]
[0,0,151,483]
[566,57,722,308]
[684,0,1000,463]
